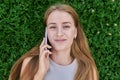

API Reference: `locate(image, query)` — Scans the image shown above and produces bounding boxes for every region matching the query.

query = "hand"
[34,38,52,80]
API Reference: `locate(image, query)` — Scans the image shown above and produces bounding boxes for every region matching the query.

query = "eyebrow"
[48,22,71,25]
[63,22,71,24]
[48,23,56,26]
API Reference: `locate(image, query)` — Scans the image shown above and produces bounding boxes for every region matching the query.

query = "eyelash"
[63,26,70,28]
[49,25,70,29]
[49,26,56,29]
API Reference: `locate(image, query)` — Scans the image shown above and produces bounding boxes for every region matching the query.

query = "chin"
[53,46,69,51]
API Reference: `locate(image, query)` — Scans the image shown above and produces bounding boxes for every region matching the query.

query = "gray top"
[44,58,78,80]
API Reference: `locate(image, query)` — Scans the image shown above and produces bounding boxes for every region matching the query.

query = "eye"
[49,26,56,29]
[63,25,70,28]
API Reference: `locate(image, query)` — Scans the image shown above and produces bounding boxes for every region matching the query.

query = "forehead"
[47,10,74,25]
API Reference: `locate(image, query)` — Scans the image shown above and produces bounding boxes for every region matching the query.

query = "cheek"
[67,30,75,39]
[47,32,54,42]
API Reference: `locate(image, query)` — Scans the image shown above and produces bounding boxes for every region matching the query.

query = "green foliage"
[0,0,120,80]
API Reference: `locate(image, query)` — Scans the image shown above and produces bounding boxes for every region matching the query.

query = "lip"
[54,39,67,42]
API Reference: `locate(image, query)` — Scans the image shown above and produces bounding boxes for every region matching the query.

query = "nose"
[56,27,63,37]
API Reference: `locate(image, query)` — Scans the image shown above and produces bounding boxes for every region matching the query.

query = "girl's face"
[47,10,77,52]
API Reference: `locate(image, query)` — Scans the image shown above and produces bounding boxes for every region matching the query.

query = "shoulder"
[20,57,33,77]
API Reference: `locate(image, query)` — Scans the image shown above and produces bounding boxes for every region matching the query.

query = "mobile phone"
[45,27,51,45]
[45,27,48,45]
[45,27,51,51]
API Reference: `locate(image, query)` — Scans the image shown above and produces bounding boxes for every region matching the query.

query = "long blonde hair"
[9,4,99,80]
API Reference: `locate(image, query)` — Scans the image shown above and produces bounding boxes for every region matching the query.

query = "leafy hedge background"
[0,0,120,80]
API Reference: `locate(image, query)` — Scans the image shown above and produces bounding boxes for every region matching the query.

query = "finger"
[39,38,45,55]
[40,50,52,58]
[40,45,52,53]
[40,38,45,48]
[46,52,50,60]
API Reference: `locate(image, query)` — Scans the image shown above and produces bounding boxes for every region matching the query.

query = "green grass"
[0,0,120,80]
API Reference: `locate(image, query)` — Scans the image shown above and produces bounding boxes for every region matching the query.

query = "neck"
[50,49,73,65]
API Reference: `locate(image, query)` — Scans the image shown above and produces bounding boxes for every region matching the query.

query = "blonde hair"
[9,4,99,80]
